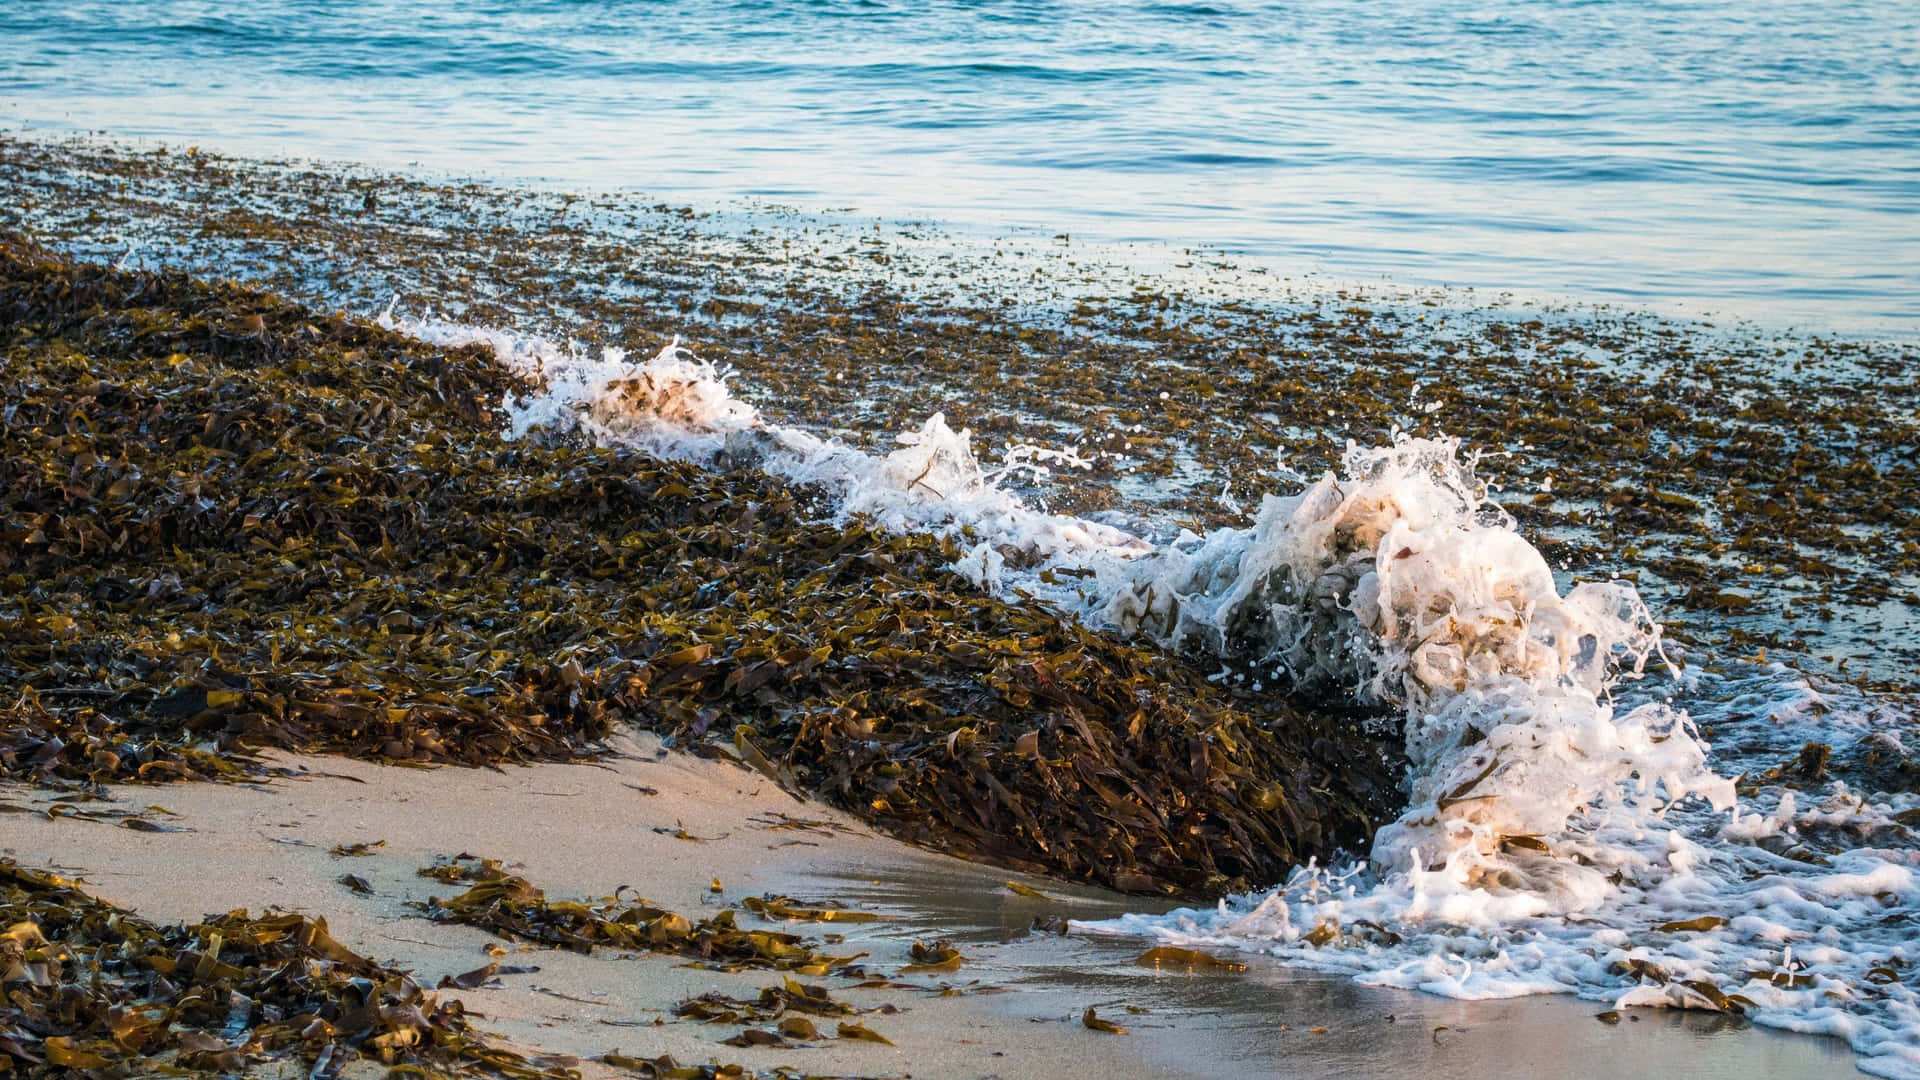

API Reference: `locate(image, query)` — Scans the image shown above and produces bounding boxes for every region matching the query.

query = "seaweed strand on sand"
[0,857,567,1078]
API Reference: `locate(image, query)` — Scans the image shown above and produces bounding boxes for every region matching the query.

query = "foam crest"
[379,315,1150,565]
[1102,436,1733,887]
[1082,442,1920,1075]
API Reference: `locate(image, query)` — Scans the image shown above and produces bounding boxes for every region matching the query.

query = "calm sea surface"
[3,0,1917,332]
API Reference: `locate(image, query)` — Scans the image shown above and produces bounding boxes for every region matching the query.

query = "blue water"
[3,0,1917,332]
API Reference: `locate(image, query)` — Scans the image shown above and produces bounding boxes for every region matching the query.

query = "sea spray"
[1087,452,1919,1077]
[1100,435,1735,894]
[380,318,1920,1079]
[379,319,1153,564]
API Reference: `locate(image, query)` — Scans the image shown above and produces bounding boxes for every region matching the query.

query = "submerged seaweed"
[0,234,1401,897]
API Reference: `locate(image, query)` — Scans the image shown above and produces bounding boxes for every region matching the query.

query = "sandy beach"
[2,743,1861,1078]
[2,736,1163,1078]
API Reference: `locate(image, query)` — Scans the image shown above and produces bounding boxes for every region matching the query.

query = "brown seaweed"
[413,857,868,975]
[0,857,569,1078]
[8,133,1916,699]
[0,233,1402,898]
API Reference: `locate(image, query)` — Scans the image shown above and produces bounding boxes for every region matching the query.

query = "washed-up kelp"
[677,979,907,1051]
[414,857,867,975]
[0,857,569,1078]
[0,233,1402,896]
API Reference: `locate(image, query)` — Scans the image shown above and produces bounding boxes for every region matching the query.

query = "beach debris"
[1134,946,1249,972]
[329,840,386,857]
[414,858,869,974]
[337,872,373,895]
[835,1020,896,1046]
[777,1016,820,1040]
[901,940,963,973]
[654,826,728,843]
[749,813,857,836]
[677,984,851,1026]
[678,983,896,1049]
[598,1050,891,1078]
[420,854,510,885]
[0,857,572,1078]
[441,961,504,989]
[721,1027,787,1048]
[1081,1007,1129,1035]
[120,816,190,832]
[1004,881,1060,901]
[742,896,895,923]
[1653,916,1728,934]
[677,976,872,1056]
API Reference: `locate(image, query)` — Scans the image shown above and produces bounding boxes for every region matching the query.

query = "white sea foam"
[383,314,1920,1078]
[385,319,1151,565]
[1082,463,1919,1076]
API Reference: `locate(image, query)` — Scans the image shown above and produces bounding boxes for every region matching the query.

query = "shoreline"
[0,744,1863,1079]
[14,122,1907,343]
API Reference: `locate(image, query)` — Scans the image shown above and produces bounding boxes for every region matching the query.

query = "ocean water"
[3,0,1918,333]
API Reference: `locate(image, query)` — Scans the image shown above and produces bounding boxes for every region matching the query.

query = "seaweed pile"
[415,857,916,1054]
[0,233,1402,896]
[0,858,567,1078]
[415,857,868,975]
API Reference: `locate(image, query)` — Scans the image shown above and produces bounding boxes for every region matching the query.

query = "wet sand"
[0,745,1859,1077]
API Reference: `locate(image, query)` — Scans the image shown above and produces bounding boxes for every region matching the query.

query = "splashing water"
[1100,436,1735,894]
[382,315,1920,1078]
[1087,448,1918,1078]
[381,319,1151,570]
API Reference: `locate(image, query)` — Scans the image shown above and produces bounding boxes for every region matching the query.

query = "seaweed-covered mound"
[0,233,1401,896]
[0,858,562,1078]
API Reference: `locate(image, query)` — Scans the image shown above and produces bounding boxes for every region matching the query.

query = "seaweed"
[412,857,869,975]
[0,857,569,1078]
[0,233,1402,898]
[0,857,901,1078]
[674,980,894,1052]
[7,133,1914,696]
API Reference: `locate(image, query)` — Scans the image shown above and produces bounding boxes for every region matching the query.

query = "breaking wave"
[381,320,1920,1079]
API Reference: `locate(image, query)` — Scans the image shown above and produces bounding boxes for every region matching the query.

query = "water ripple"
[1,0,1915,331]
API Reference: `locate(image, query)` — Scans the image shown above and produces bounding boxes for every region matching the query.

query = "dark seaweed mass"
[0,234,1402,898]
